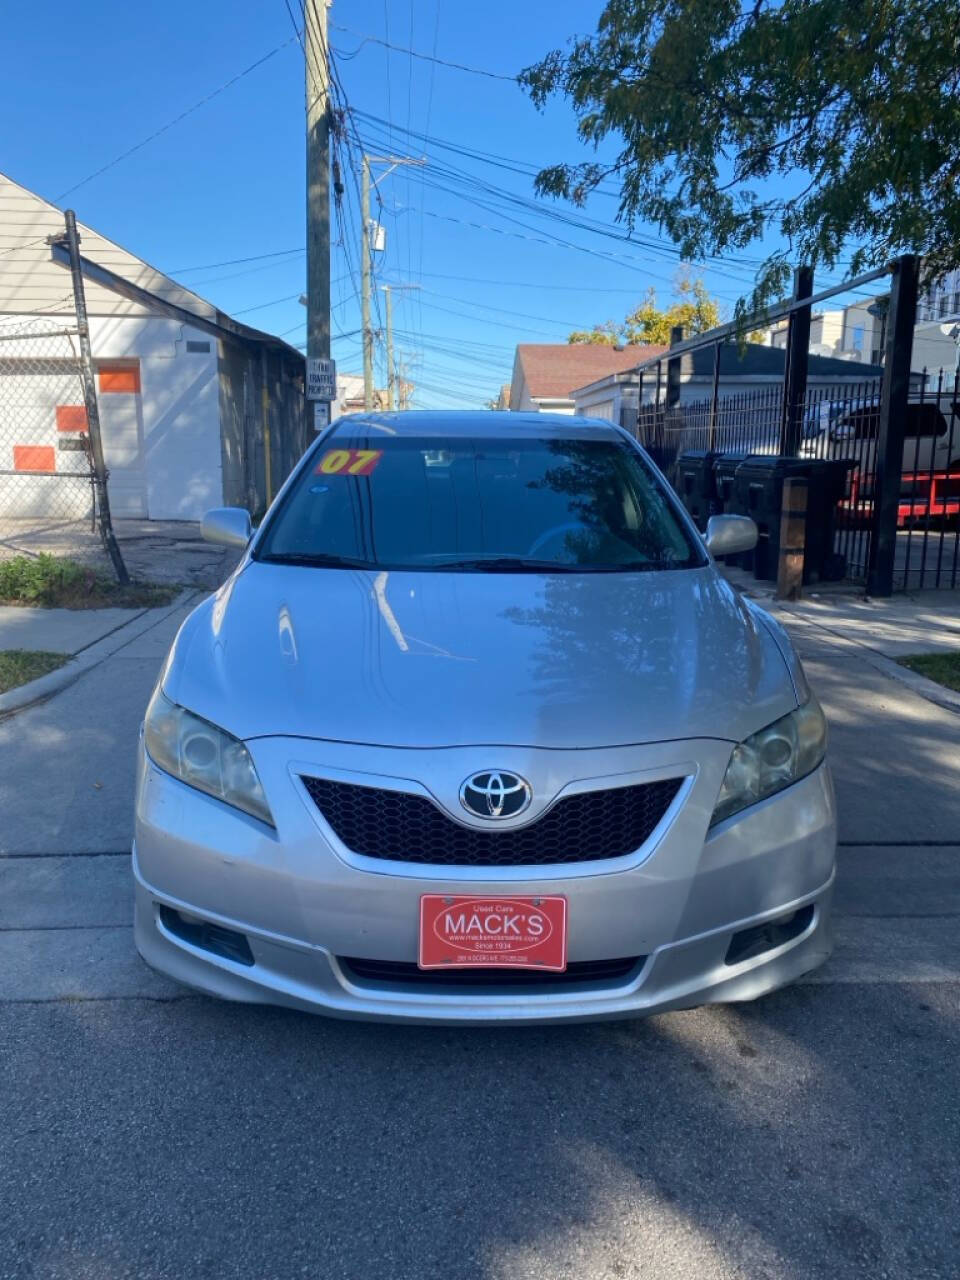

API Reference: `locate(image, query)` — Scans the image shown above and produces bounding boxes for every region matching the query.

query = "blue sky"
[0,0,846,406]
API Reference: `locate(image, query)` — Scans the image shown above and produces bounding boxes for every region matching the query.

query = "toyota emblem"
[460,770,532,820]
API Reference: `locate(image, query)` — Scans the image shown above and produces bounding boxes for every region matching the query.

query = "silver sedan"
[134,412,835,1023]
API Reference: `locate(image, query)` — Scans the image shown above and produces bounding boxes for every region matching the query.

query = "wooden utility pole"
[381,285,393,409]
[305,0,330,368]
[381,283,420,410]
[361,155,425,412]
[361,157,374,409]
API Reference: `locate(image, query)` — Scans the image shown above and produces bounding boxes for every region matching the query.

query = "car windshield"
[256,431,703,572]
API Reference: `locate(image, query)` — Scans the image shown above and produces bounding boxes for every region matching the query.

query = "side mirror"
[705,514,758,558]
[201,507,252,548]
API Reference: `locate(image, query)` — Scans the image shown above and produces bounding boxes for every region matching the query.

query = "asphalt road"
[1,598,959,1279]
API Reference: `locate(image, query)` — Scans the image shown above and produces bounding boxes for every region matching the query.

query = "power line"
[413,295,571,340]
[414,1,441,376]
[408,269,681,293]
[282,0,305,52]
[391,202,687,280]
[330,21,517,82]
[168,247,305,275]
[414,286,581,329]
[231,278,348,317]
[54,33,300,201]
[0,235,48,261]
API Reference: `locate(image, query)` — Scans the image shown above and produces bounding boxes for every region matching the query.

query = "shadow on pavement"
[2,983,957,1279]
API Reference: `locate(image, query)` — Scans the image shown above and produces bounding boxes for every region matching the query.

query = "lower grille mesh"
[340,956,645,987]
[301,775,683,866]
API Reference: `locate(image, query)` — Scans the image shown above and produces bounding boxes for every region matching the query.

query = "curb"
[855,649,960,715]
[775,604,960,716]
[0,652,93,718]
[0,590,197,720]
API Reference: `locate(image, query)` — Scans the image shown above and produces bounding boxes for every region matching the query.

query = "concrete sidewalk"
[722,570,960,712]
[0,603,150,655]
[770,588,960,657]
[0,593,201,718]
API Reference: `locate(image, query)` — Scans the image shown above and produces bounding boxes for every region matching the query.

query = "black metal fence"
[625,255,960,593]
[637,367,960,590]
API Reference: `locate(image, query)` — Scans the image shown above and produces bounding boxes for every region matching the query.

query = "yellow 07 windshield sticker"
[314,448,383,477]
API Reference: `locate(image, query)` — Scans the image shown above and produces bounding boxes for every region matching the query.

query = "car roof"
[330,410,625,441]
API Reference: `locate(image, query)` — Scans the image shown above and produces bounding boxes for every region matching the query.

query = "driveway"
[0,591,958,1279]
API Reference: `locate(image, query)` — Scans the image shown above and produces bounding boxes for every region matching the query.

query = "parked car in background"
[802,395,960,480]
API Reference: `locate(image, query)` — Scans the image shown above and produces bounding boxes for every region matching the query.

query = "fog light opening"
[724,903,815,967]
[158,905,254,967]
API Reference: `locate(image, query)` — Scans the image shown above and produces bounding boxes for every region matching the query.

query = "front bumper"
[133,735,836,1024]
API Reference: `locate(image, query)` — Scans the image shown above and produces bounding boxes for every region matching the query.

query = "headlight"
[143,688,274,827]
[711,696,827,827]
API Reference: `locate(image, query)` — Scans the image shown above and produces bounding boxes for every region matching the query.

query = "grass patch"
[0,554,177,609]
[897,651,960,693]
[0,649,68,694]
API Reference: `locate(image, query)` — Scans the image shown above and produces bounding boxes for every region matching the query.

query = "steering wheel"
[526,522,583,558]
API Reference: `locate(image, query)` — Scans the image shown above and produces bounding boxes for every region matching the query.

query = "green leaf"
[523,0,960,308]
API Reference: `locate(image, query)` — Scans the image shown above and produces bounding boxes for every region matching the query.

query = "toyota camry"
[134,411,835,1023]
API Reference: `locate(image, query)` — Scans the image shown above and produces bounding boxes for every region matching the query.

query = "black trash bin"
[733,456,853,583]
[710,452,763,568]
[712,452,761,513]
[675,450,722,530]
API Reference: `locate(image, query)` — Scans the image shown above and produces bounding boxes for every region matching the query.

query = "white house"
[0,172,305,521]
[573,343,887,427]
[506,343,666,414]
[759,271,960,379]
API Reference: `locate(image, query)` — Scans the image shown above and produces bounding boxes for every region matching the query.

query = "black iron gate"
[633,256,960,594]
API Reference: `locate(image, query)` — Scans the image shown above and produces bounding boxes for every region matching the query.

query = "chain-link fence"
[0,213,128,582]
[0,313,99,539]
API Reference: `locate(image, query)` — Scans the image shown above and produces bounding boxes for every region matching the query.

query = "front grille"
[339,956,645,988]
[301,774,683,866]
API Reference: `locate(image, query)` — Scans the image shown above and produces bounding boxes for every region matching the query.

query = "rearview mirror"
[201,507,252,548]
[705,514,758,559]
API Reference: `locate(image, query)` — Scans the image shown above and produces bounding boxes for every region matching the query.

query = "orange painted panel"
[56,405,88,432]
[14,445,56,472]
[98,365,140,394]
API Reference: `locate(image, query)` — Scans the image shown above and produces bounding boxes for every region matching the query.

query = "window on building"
[921,271,960,323]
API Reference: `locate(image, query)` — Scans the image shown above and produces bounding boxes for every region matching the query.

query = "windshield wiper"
[431,557,684,573]
[428,557,584,573]
[258,552,376,569]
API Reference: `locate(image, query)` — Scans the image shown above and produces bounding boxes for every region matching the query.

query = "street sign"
[313,401,330,432]
[306,357,337,401]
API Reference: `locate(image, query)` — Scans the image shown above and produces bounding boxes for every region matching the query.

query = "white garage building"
[0,173,306,521]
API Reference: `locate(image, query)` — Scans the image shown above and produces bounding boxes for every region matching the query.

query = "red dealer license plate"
[418,895,568,971]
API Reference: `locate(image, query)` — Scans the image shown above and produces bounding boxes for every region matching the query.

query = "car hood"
[162,562,797,749]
